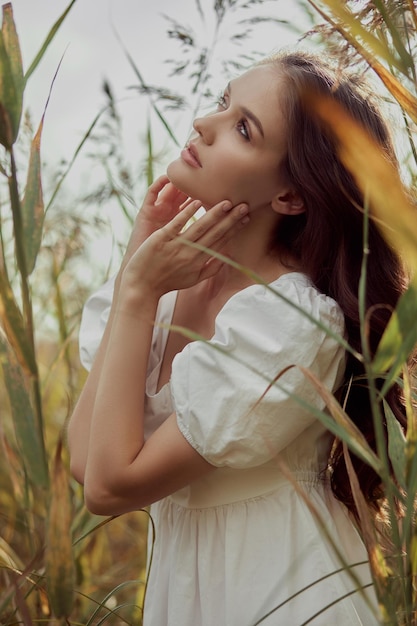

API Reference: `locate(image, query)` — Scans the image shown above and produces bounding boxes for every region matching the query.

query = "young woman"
[68,50,409,625]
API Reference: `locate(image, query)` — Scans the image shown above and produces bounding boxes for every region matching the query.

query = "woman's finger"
[156,180,188,208]
[181,201,249,246]
[179,196,195,211]
[143,175,171,206]
[162,200,203,238]
[175,201,231,242]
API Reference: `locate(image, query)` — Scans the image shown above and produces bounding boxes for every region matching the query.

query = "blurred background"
[1,1,417,624]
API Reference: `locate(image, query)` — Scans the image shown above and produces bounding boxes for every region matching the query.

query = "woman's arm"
[82,282,213,515]
[67,176,187,482]
[68,188,250,515]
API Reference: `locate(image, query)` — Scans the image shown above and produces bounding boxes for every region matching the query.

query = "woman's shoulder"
[219,271,345,335]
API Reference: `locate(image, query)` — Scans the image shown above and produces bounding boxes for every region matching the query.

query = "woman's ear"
[271,191,305,216]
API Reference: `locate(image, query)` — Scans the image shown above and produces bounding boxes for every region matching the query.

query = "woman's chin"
[166,162,210,206]
[166,160,231,210]
[166,160,191,194]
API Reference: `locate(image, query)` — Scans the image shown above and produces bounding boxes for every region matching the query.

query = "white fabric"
[80,273,379,626]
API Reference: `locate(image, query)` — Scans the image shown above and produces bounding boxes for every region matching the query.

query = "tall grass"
[301,2,417,623]
[0,2,149,623]
[0,0,416,624]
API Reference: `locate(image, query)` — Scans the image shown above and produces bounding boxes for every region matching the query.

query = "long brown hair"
[263,50,410,516]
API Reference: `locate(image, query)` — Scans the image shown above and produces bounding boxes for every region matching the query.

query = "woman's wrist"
[115,272,160,319]
[117,215,157,277]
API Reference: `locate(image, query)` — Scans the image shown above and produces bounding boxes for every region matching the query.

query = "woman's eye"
[215,93,250,141]
[237,120,250,140]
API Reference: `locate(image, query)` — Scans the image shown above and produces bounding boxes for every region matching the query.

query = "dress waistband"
[169,464,325,509]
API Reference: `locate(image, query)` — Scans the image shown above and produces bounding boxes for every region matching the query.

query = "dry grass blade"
[299,365,381,473]
[12,576,34,626]
[342,443,391,610]
[308,0,404,72]
[308,1,417,125]
[367,59,417,127]
[309,93,417,272]
[406,0,417,32]
[265,456,379,621]
[0,537,23,571]
[45,438,75,618]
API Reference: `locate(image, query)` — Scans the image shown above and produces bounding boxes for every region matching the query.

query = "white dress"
[80,272,380,626]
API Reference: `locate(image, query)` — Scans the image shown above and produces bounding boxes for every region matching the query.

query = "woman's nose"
[193,114,215,145]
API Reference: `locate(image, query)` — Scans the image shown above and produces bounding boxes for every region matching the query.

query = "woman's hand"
[121,197,250,300]
[122,175,188,268]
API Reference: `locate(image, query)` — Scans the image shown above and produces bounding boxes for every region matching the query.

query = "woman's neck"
[204,208,302,295]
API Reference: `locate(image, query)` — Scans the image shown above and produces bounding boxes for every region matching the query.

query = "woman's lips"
[181,144,202,168]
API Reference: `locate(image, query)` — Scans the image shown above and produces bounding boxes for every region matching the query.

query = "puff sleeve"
[171,274,346,469]
[78,276,115,371]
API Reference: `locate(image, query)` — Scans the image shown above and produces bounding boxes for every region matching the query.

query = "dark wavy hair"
[261,50,411,518]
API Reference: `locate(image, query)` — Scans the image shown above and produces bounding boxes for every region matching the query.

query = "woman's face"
[167,64,289,211]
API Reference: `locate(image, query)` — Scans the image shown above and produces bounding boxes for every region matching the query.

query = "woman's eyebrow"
[227,81,264,138]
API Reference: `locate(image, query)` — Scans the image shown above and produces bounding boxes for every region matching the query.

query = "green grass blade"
[85,580,142,626]
[178,239,361,360]
[0,267,36,375]
[167,315,380,475]
[72,514,118,546]
[46,104,109,212]
[24,0,77,84]
[0,27,17,148]
[1,3,24,145]
[146,114,154,187]
[0,329,48,488]
[112,26,180,147]
[373,283,417,395]
[403,442,417,542]
[298,585,382,626]
[21,117,44,275]
[372,0,414,72]
[384,400,407,490]
[253,579,373,625]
